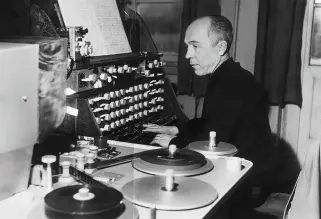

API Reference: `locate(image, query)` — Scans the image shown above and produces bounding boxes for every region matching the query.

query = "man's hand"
[142,124,179,136]
[151,134,175,148]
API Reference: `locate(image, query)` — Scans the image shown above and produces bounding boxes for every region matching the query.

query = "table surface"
[0,144,252,219]
[95,144,253,219]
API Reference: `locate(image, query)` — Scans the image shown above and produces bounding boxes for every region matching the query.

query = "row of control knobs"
[87,80,165,133]
[81,60,166,88]
[98,105,164,132]
[89,88,164,110]
[102,114,176,142]
[92,96,164,117]
[88,80,164,109]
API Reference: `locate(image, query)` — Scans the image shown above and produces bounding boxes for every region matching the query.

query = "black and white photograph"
[0,0,318,219]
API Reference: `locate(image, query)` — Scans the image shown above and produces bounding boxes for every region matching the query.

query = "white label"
[66,106,79,116]
[64,87,76,96]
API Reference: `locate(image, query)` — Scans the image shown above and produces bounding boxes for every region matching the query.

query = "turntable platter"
[121,176,218,210]
[28,199,138,219]
[43,185,137,219]
[132,148,214,176]
[187,141,238,157]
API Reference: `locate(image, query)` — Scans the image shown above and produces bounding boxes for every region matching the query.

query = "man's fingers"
[151,136,161,144]
[142,125,177,136]
[151,141,166,148]
[153,134,162,139]
[142,127,170,135]
[151,136,168,148]
[152,134,163,141]
[142,128,161,133]
[142,123,159,128]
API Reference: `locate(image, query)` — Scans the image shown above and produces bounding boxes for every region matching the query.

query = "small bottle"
[76,153,85,171]
[85,153,96,174]
[89,145,99,157]
[41,155,57,193]
[54,161,76,189]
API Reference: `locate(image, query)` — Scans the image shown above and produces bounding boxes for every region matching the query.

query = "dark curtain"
[177,0,221,96]
[254,0,306,107]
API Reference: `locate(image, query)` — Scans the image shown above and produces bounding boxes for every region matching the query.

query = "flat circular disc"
[27,199,139,219]
[119,199,139,219]
[121,176,218,210]
[44,185,123,217]
[187,141,238,157]
[132,148,214,176]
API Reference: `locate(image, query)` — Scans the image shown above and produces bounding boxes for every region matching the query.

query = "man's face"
[184,21,223,76]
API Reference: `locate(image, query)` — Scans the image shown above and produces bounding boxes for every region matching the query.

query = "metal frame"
[309,6,321,66]
[136,0,183,75]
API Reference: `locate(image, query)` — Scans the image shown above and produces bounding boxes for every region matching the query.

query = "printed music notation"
[57,0,132,56]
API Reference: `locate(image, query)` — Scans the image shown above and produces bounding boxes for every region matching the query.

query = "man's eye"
[193,45,198,49]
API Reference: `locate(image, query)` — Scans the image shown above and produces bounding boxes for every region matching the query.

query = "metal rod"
[149,206,157,219]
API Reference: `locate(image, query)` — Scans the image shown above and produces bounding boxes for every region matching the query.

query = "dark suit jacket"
[171,58,283,187]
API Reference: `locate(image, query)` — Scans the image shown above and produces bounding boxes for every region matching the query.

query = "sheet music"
[57,0,132,56]
[57,0,91,27]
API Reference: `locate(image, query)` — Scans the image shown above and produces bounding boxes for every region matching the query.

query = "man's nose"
[185,47,193,59]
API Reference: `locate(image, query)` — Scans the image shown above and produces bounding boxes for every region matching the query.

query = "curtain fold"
[177,0,197,95]
[177,0,221,96]
[254,0,306,107]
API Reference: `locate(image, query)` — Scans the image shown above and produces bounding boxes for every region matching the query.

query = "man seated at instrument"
[143,15,298,215]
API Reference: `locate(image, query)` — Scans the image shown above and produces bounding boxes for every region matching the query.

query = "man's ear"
[218,41,228,56]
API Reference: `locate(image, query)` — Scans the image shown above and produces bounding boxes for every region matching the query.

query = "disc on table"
[121,176,218,211]
[187,141,238,157]
[44,185,124,219]
[27,199,139,219]
[132,148,214,176]
[119,199,139,219]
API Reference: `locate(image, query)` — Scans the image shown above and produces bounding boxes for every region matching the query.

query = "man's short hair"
[208,15,233,53]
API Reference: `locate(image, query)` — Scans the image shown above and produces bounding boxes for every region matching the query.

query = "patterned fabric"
[28,5,69,142]
[37,38,67,142]
[30,4,59,38]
